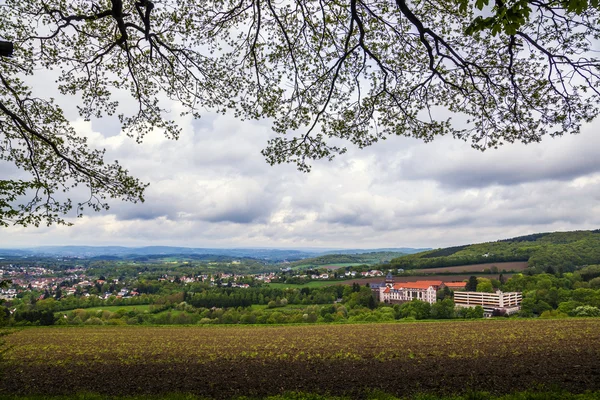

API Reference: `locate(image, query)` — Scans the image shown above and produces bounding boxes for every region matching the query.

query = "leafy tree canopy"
[1,0,599,224]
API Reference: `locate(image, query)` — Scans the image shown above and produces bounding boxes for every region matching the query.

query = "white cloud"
[1,98,600,249]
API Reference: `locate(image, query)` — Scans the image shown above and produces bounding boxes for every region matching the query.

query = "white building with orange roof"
[378,278,442,305]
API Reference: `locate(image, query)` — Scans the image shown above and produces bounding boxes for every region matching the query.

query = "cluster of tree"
[497,233,551,243]
[53,304,331,326]
[12,299,483,327]
[276,276,314,285]
[50,294,487,326]
[463,276,505,292]
[394,299,484,320]
[527,236,600,272]
[502,268,600,317]
[64,293,158,310]
[186,286,346,309]
[11,309,55,326]
[420,245,470,259]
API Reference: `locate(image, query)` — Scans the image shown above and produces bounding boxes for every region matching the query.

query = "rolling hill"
[390,229,600,273]
[287,251,409,268]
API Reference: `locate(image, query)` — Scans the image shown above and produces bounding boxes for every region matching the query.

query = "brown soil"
[2,355,598,399]
[1,320,598,398]
[417,261,528,274]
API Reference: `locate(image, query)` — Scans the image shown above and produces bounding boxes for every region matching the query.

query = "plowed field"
[1,319,599,399]
[344,274,514,286]
[410,261,529,274]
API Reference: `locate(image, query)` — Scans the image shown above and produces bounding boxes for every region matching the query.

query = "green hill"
[390,229,600,273]
[288,251,406,269]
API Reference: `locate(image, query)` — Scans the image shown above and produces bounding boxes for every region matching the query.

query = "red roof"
[383,287,390,293]
[444,282,467,288]
[393,280,442,290]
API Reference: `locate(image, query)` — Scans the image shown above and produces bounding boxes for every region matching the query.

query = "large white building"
[372,273,468,305]
[378,279,442,305]
[454,290,522,316]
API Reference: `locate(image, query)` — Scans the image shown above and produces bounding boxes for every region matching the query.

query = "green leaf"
[475,0,489,10]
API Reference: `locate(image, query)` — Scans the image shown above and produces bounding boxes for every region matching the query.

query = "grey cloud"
[281,213,305,224]
[375,127,600,189]
[397,214,477,230]
[112,179,278,225]
[496,213,587,227]
[408,156,600,188]
[319,210,374,227]
[201,204,271,224]
[114,204,173,221]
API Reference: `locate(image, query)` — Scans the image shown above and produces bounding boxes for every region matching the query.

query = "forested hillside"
[288,251,406,268]
[390,230,600,273]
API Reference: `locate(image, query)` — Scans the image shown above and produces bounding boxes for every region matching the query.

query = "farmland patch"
[410,261,528,274]
[342,274,514,286]
[1,320,599,398]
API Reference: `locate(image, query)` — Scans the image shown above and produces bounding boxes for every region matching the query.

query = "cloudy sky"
[1,95,599,251]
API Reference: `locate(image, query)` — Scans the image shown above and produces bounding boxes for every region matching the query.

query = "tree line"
[3,263,600,326]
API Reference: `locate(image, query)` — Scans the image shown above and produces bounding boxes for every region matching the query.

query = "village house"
[182,276,195,284]
[360,270,384,277]
[0,288,16,300]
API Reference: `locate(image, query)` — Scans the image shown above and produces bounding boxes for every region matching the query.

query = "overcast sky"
[3,3,600,251]
[2,92,600,249]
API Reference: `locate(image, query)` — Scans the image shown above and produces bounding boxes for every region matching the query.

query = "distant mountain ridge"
[320,248,429,255]
[0,245,429,262]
